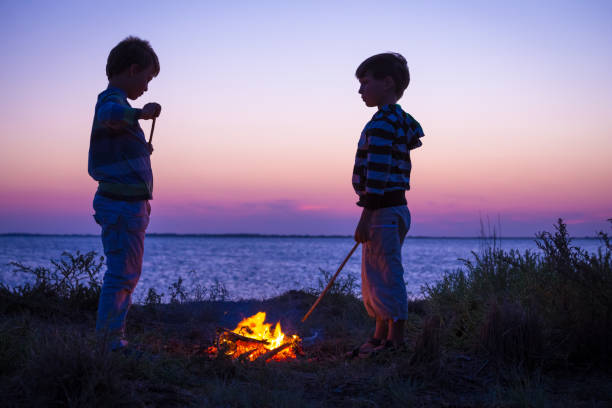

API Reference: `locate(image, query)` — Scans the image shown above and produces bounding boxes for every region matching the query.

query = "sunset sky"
[0,0,610,236]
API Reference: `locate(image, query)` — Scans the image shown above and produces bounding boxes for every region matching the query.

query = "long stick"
[148,117,156,145]
[301,242,359,322]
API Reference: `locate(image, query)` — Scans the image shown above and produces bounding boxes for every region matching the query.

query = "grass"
[424,218,612,369]
[1,219,611,407]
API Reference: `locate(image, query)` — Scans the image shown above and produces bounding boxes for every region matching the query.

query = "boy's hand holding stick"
[148,117,156,145]
[354,208,372,243]
[141,102,161,147]
[301,242,360,322]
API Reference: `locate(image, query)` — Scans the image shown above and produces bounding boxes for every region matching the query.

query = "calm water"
[0,235,604,301]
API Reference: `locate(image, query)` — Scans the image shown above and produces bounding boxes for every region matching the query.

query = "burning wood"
[207,312,302,362]
[217,328,269,345]
[254,342,293,362]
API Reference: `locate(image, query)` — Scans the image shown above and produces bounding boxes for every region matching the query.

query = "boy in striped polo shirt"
[88,36,161,350]
[352,53,424,357]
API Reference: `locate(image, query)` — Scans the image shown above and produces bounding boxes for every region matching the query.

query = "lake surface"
[0,235,604,301]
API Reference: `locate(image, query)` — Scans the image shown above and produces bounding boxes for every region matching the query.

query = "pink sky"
[0,1,611,236]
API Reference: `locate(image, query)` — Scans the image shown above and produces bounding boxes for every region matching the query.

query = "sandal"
[372,340,408,356]
[345,338,382,359]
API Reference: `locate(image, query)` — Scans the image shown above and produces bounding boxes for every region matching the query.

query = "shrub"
[0,251,104,315]
[308,267,358,297]
[168,276,187,304]
[534,219,612,364]
[206,278,229,302]
[423,219,612,367]
[144,287,164,306]
[479,300,543,367]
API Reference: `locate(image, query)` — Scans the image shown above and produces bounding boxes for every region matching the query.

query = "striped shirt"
[352,104,424,209]
[88,87,153,201]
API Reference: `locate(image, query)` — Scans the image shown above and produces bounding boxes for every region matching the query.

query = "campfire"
[207,312,302,362]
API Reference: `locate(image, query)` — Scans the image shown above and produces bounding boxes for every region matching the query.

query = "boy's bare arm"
[97,96,161,129]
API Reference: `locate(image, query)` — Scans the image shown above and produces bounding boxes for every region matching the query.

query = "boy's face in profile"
[358,72,394,107]
[125,64,156,100]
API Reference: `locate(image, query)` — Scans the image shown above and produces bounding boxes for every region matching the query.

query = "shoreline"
[0,232,602,239]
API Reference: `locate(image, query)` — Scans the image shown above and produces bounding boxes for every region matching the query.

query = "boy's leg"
[388,319,406,346]
[362,206,410,343]
[386,206,410,346]
[373,318,388,340]
[94,198,149,349]
[358,244,387,356]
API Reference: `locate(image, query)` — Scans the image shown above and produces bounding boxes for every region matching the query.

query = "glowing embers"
[208,312,302,362]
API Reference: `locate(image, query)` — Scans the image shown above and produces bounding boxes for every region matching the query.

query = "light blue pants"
[93,194,150,344]
[361,205,411,321]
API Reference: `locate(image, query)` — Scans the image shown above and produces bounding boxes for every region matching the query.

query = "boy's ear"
[128,64,140,77]
[383,76,395,91]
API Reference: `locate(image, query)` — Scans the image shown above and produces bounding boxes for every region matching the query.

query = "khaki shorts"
[361,205,410,320]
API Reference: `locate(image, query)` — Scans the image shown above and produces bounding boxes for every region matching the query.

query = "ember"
[208,312,302,362]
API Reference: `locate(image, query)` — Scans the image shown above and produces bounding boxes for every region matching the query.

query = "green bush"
[308,267,358,298]
[424,219,612,367]
[0,251,104,315]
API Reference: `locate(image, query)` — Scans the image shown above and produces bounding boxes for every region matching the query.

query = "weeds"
[144,287,164,307]
[0,251,104,315]
[168,276,188,304]
[308,267,358,297]
[424,218,612,368]
[206,278,229,302]
[141,276,230,306]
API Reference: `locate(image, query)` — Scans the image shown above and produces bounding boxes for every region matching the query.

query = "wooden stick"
[148,117,156,145]
[301,242,360,322]
[217,328,269,345]
[237,348,258,362]
[254,342,293,363]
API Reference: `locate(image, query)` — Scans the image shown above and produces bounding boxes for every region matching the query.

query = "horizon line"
[0,232,601,239]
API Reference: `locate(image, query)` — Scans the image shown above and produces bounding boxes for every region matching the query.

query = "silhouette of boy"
[88,36,161,350]
[352,53,424,357]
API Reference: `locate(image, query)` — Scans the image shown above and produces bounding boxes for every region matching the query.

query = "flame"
[214,311,301,361]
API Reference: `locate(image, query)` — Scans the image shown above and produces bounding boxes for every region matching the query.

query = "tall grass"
[0,251,104,316]
[424,219,612,367]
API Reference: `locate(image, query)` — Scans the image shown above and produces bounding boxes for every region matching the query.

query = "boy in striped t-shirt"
[351,53,424,357]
